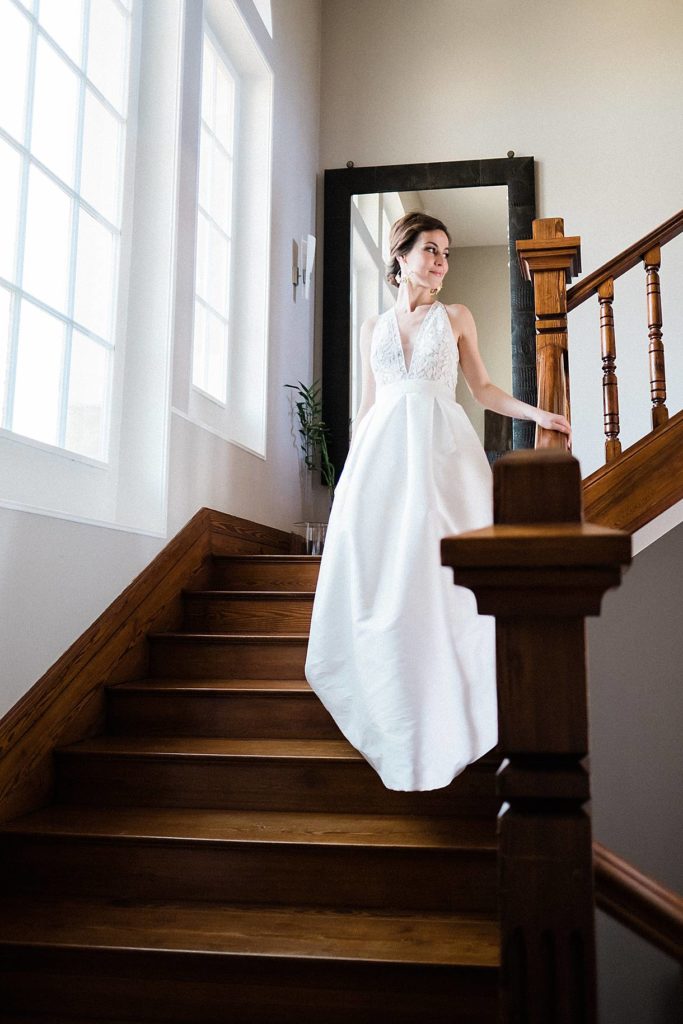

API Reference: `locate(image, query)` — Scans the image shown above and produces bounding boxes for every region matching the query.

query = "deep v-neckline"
[392,301,440,376]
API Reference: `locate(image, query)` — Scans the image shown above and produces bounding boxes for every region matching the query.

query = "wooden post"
[516,220,582,449]
[441,450,631,1024]
[643,245,669,429]
[598,278,622,462]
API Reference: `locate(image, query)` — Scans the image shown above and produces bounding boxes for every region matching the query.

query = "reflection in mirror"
[350,186,511,451]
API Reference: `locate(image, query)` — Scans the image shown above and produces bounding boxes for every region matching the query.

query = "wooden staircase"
[0,554,501,1023]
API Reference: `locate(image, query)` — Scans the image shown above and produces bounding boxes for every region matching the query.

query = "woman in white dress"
[305,212,570,792]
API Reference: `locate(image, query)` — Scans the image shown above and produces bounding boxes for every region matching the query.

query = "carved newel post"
[516,220,582,449]
[441,450,631,1024]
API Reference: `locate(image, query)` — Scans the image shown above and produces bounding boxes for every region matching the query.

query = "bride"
[304,211,570,792]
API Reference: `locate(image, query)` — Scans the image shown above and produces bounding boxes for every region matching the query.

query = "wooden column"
[517,220,582,449]
[643,245,669,429]
[441,450,631,1024]
[598,278,622,461]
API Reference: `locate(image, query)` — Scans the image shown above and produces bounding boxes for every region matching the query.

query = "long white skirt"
[304,379,498,791]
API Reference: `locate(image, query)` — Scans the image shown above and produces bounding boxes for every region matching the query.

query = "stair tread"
[57,736,364,759]
[0,896,499,966]
[185,590,316,599]
[108,678,314,693]
[212,554,321,562]
[149,632,310,642]
[0,805,497,850]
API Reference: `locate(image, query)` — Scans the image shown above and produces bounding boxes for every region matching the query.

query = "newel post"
[441,450,631,1024]
[516,220,582,449]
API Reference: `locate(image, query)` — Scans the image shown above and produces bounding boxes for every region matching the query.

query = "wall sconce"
[292,233,316,299]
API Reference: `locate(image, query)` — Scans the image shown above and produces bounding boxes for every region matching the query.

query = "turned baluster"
[598,278,622,461]
[644,245,669,429]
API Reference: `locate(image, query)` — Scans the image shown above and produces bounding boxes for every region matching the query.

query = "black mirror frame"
[321,155,537,479]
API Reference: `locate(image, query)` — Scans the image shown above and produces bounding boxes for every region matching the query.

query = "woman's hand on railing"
[535,408,572,444]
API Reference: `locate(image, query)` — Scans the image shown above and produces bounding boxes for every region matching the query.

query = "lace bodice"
[370,301,459,392]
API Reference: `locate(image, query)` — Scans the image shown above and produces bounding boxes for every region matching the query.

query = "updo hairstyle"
[385,211,452,287]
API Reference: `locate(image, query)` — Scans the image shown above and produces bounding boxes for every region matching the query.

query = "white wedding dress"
[304,300,497,791]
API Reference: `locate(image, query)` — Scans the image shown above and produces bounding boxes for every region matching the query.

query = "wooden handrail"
[567,208,683,311]
[593,841,683,962]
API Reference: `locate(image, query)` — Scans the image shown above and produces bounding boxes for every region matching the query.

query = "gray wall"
[588,522,683,1021]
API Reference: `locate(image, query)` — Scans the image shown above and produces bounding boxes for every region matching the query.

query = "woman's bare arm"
[445,303,571,438]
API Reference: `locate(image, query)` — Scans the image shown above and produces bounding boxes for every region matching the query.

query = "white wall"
[0,0,322,719]
[319,0,683,478]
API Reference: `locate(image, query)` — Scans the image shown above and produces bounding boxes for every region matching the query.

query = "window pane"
[65,330,109,458]
[74,209,115,339]
[88,0,128,113]
[0,286,11,424]
[195,211,209,303]
[192,300,207,392]
[206,308,227,402]
[214,65,234,152]
[201,38,216,127]
[23,165,72,313]
[81,88,121,224]
[207,222,229,313]
[0,138,22,283]
[13,299,64,445]
[39,0,84,66]
[198,125,211,213]
[210,142,232,233]
[0,0,31,143]
[32,37,80,187]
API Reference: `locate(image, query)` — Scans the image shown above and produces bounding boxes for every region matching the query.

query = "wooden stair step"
[55,736,500,816]
[0,898,498,1022]
[182,590,315,634]
[148,632,309,679]
[0,806,497,910]
[106,677,340,738]
[210,554,321,592]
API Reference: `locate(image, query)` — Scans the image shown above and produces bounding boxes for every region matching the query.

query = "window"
[173,0,272,458]
[0,0,133,462]
[193,31,237,405]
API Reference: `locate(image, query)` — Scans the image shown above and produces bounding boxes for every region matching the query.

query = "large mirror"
[322,156,537,478]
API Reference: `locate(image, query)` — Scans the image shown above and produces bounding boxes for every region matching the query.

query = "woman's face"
[401,229,450,289]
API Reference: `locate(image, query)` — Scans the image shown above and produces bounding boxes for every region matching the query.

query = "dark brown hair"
[385,211,452,287]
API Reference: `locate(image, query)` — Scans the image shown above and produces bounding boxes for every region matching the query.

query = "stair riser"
[210,562,320,591]
[56,754,499,816]
[183,596,312,634]
[107,692,342,739]
[0,838,496,912]
[1,947,496,1024]
[148,639,307,679]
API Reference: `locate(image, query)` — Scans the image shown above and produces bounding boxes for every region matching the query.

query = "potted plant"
[284,379,335,553]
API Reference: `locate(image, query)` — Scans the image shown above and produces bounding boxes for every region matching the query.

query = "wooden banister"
[567,209,683,311]
[441,450,631,1023]
[593,841,683,962]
